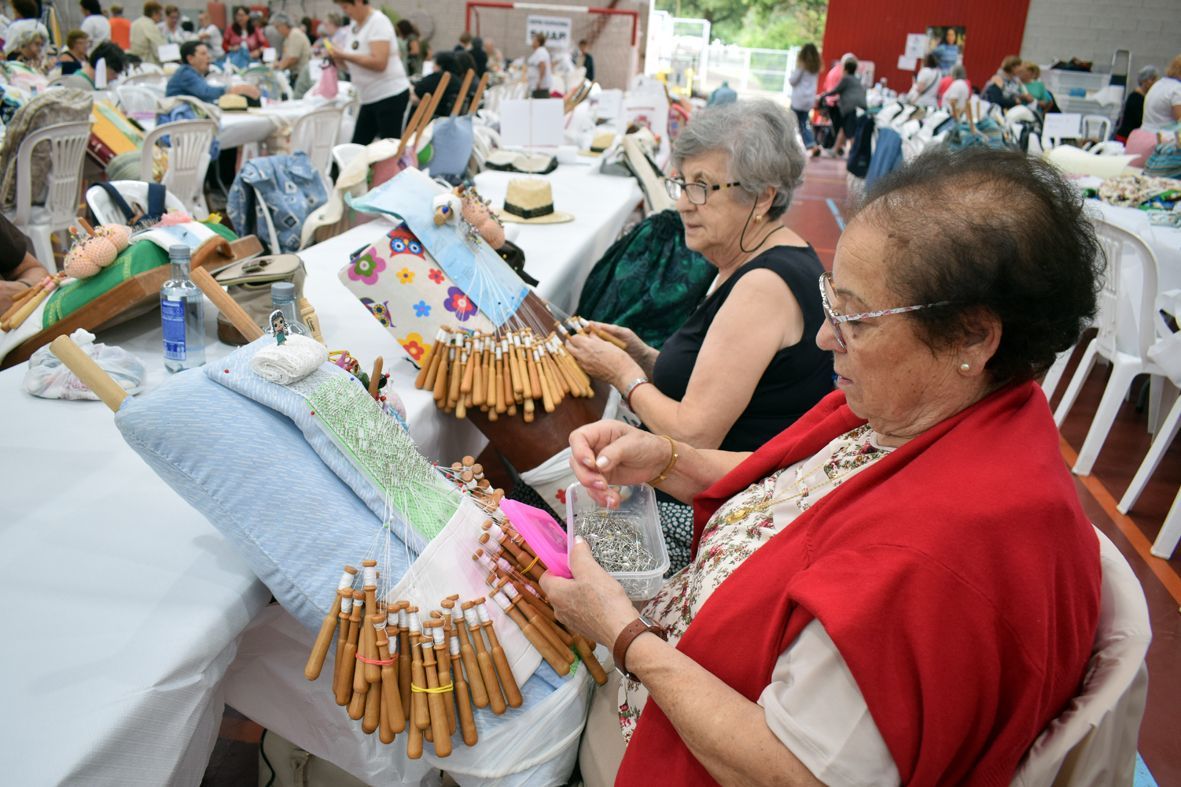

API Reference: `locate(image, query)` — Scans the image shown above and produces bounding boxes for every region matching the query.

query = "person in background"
[333,0,410,144]
[1141,54,1181,132]
[577,38,594,81]
[3,0,48,56]
[108,3,130,48]
[526,31,551,97]
[259,11,281,52]
[224,5,266,61]
[79,0,110,50]
[816,55,866,157]
[7,27,44,68]
[933,27,961,73]
[272,12,310,82]
[819,52,853,152]
[395,19,420,76]
[940,63,971,110]
[412,49,460,115]
[788,42,820,154]
[196,9,222,59]
[68,39,125,87]
[1017,62,1054,113]
[328,11,348,51]
[906,52,941,108]
[57,29,90,74]
[0,213,51,316]
[983,55,1034,110]
[1115,66,1159,141]
[469,35,487,77]
[158,4,186,43]
[482,35,503,72]
[166,40,259,102]
[567,101,832,571]
[299,16,314,41]
[129,0,165,65]
[455,29,470,52]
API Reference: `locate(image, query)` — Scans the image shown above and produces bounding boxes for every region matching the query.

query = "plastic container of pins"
[566,482,668,600]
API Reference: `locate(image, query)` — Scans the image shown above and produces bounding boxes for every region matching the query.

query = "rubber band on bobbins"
[411,682,455,694]
[355,653,397,666]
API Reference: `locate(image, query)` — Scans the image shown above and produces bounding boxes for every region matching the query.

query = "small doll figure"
[270,309,289,345]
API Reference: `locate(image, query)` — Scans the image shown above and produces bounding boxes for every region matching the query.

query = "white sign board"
[594,88,623,123]
[621,93,668,148]
[897,55,916,71]
[1044,112,1084,139]
[904,33,928,60]
[526,15,572,53]
[500,97,565,150]
[157,43,181,62]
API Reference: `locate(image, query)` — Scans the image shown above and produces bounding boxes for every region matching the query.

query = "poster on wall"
[526,15,572,55]
[927,26,966,73]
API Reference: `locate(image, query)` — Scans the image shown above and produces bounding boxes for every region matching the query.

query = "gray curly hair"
[672,99,805,219]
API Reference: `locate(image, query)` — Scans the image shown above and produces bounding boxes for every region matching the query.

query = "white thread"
[432,627,445,646]
[337,571,355,591]
[488,523,504,541]
[398,608,409,628]
[450,635,461,656]
[497,557,515,575]
[340,596,353,614]
[486,597,505,616]
[363,566,377,587]
[409,611,421,634]
[249,334,328,385]
[374,618,387,631]
[451,605,464,622]
[387,611,398,628]
[464,608,480,628]
[503,583,520,600]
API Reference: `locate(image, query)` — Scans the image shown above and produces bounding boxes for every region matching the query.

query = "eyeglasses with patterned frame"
[663,177,742,205]
[818,271,953,351]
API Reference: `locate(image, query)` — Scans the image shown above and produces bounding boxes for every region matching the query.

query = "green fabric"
[1025,81,1051,102]
[576,209,714,350]
[43,223,237,328]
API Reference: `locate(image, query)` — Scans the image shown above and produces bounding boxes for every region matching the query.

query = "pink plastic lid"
[499,498,571,578]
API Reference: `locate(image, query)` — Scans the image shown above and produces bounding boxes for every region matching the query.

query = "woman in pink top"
[224,5,267,60]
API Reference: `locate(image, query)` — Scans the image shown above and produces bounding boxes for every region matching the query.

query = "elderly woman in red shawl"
[541,147,1105,786]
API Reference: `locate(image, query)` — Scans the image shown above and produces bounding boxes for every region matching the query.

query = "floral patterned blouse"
[618,424,893,742]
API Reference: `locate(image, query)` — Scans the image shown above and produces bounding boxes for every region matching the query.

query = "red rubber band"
[355,653,396,665]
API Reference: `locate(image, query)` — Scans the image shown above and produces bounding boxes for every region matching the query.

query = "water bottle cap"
[168,245,191,261]
[271,281,295,303]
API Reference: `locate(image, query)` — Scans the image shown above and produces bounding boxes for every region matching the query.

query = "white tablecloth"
[0,160,641,783]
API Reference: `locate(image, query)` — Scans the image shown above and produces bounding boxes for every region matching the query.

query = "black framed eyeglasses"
[663,177,742,205]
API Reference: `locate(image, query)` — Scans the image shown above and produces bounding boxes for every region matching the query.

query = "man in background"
[577,38,594,81]
[272,12,310,81]
[129,0,165,64]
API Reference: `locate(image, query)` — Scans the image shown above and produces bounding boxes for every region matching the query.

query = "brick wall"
[1019,0,1181,78]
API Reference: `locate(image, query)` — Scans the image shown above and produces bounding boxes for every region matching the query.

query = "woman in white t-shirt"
[1141,54,1181,132]
[79,0,110,50]
[940,64,973,112]
[788,43,821,153]
[526,32,552,97]
[331,0,410,144]
[907,53,941,108]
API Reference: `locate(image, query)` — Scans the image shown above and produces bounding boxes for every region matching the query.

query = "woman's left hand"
[540,537,639,646]
[566,333,639,389]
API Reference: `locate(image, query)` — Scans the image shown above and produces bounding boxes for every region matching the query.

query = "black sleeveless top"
[650,245,834,452]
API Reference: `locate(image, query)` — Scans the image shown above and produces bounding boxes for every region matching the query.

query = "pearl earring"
[959,362,970,372]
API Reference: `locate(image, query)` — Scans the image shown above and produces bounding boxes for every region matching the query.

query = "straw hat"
[499,178,573,224]
[581,130,616,156]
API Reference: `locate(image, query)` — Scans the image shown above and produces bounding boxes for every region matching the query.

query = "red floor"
[201,156,1181,786]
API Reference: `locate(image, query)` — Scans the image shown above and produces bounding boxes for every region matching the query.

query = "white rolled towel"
[250,334,328,385]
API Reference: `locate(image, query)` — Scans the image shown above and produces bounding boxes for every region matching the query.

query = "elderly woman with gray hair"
[567,99,833,570]
[550,147,1105,786]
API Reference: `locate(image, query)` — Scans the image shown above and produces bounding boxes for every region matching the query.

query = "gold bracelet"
[647,434,678,485]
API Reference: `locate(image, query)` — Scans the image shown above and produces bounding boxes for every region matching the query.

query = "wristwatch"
[613,615,665,682]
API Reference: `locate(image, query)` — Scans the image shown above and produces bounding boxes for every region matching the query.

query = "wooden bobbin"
[335,591,364,706]
[492,592,570,676]
[396,603,412,720]
[408,611,431,731]
[362,678,381,734]
[477,602,524,708]
[463,601,506,714]
[306,584,347,681]
[449,634,479,746]
[429,622,457,736]
[446,600,489,709]
[376,633,405,740]
[419,635,452,757]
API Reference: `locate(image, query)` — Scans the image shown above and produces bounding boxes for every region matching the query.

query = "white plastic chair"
[85,180,186,225]
[121,71,168,92]
[140,119,217,219]
[1011,528,1150,786]
[115,84,162,117]
[331,142,364,174]
[1083,115,1112,143]
[6,121,91,271]
[291,106,344,182]
[1053,219,1164,475]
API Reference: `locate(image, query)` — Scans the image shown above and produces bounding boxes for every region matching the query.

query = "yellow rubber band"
[522,554,540,574]
[410,682,455,694]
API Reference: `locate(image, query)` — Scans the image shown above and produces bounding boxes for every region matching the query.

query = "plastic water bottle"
[269,282,307,335]
[160,245,206,371]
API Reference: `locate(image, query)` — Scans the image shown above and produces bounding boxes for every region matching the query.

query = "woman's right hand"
[569,420,673,507]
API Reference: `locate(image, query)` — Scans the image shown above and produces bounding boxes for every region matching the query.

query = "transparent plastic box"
[566,482,669,600]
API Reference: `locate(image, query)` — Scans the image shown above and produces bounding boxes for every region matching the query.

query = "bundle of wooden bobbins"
[0,273,66,331]
[303,523,607,757]
[439,455,504,512]
[412,314,625,423]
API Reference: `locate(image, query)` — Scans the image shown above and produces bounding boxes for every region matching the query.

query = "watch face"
[351,41,359,50]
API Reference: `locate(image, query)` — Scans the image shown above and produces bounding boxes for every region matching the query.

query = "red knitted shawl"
[616,382,1100,786]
